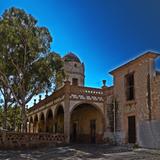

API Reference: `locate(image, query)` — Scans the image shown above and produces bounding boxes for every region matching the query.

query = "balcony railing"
[70,85,104,96]
[28,84,112,113]
[28,86,65,112]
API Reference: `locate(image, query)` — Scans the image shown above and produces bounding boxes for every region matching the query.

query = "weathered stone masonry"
[27,51,160,149]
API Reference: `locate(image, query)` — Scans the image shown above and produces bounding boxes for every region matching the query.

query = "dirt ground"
[0,144,160,160]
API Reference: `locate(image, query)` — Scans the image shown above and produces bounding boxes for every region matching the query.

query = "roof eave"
[109,51,160,75]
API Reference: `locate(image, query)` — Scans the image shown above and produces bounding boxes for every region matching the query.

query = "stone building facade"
[110,52,160,148]
[27,51,160,148]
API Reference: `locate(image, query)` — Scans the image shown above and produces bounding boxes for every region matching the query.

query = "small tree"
[0,7,64,132]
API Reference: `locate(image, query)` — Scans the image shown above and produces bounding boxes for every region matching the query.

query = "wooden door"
[72,121,78,142]
[90,119,96,143]
[128,116,136,143]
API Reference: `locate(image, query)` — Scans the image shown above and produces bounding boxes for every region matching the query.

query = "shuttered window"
[125,73,135,101]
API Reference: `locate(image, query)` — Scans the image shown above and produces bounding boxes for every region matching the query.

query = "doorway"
[90,119,96,143]
[71,121,78,143]
[73,121,78,142]
[128,116,136,143]
[70,103,103,143]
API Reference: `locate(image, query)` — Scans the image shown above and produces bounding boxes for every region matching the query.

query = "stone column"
[38,121,41,133]
[64,80,71,143]
[30,123,33,133]
[44,120,47,132]
[102,85,109,132]
[33,122,35,133]
[29,122,31,133]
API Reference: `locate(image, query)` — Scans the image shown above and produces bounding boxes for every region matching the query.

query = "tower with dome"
[62,52,85,87]
[27,51,160,149]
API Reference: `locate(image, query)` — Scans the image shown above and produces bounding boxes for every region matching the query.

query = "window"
[125,73,135,101]
[74,63,77,67]
[72,78,78,86]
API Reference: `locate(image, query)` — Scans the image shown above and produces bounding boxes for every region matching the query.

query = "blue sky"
[1,0,160,89]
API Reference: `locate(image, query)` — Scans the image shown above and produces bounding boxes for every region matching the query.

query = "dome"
[63,52,81,63]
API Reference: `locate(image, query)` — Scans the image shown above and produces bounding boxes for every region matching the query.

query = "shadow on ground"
[0,144,159,160]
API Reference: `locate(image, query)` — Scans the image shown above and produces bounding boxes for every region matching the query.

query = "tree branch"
[0,70,22,106]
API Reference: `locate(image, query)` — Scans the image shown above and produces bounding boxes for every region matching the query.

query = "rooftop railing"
[28,83,113,113]
[70,85,104,96]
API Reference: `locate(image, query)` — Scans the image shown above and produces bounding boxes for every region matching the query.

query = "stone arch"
[39,112,45,120]
[46,109,54,133]
[38,112,45,132]
[34,114,38,121]
[30,116,33,123]
[53,104,64,117]
[53,105,64,134]
[29,116,34,133]
[70,102,105,143]
[33,114,39,133]
[70,102,104,118]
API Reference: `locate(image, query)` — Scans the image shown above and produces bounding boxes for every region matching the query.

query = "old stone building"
[110,52,160,148]
[27,51,160,148]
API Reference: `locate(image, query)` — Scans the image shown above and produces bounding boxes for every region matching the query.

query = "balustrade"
[0,132,65,148]
[28,84,107,113]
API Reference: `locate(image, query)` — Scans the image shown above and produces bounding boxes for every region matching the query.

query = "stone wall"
[138,120,160,149]
[151,75,160,120]
[0,132,65,149]
[111,55,157,144]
